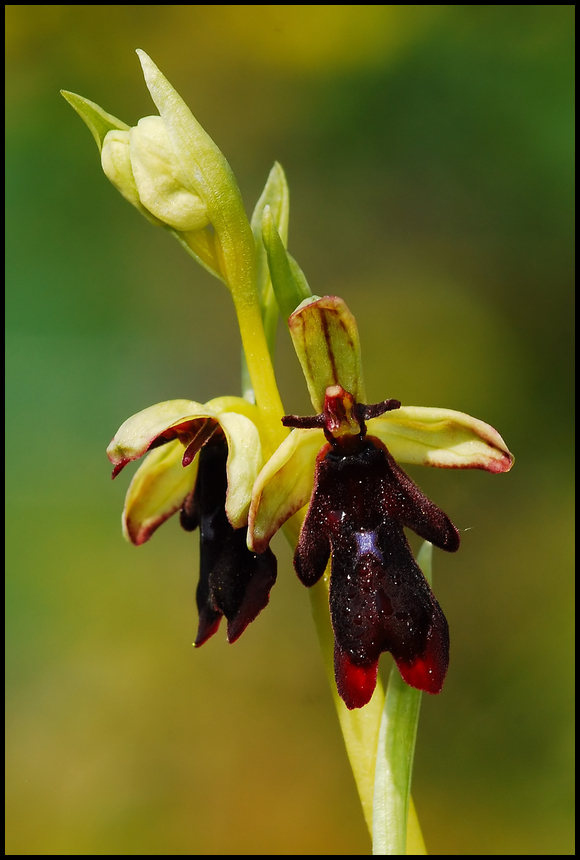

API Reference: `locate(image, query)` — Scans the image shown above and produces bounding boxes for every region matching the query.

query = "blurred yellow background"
[6,5,574,855]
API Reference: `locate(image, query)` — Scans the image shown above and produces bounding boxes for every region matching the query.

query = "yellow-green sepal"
[368,406,514,473]
[123,439,198,545]
[60,90,129,151]
[248,427,325,552]
[204,396,267,450]
[288,295,366,413]
[204,395,261,424]
[218,411,263,528]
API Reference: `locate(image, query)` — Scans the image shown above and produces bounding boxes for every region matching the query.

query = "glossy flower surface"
[306,434,454,708]
[107,396,276,645]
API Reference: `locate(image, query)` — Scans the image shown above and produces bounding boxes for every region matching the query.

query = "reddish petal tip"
[488,451,515,474]
[111,461,127,479]
[194,612,222,648]
[334,646,378,709]
[395,618,449,694]
[225,550,277,644]
[396,655,446,694]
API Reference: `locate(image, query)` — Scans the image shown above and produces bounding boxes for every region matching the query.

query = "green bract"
[260,207,313,322]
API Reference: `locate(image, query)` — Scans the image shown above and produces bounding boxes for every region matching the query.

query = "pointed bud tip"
[135,49,158,86]
[111,461,127,479]
[493,450,515,473]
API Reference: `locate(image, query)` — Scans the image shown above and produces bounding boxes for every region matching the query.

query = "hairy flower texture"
[249,297,514,709]
[288,387,458,709]
[107,397,276,645]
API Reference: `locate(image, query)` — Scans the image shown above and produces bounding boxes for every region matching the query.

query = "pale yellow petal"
[205,395,261,424]
[107,399,217,476]
[206,395,269,452]
[101,129,141,208]
[368,406,514,473]
[123,439,198,545]
[218,411,263,528]
[248,428,325,552]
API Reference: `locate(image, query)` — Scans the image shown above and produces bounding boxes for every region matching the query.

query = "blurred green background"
[6,5,574,855]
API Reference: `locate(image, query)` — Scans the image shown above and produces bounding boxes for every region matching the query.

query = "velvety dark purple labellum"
[181,438,277,646]
[294,435,459,709]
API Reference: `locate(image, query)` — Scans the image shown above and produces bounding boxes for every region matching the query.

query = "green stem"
[230,288,286,454]
[372,542,433,854]
[372,669,422,854]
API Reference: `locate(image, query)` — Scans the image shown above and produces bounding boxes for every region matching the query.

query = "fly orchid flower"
[249,296,514,709]
[107,397,276,646]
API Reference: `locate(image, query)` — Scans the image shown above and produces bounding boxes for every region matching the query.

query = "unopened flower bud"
[101,117,210,232]
[100,129,143,211]
[63,51,255,288]
[131,117,209,231]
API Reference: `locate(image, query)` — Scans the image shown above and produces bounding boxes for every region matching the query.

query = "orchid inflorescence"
[63,51,513,851]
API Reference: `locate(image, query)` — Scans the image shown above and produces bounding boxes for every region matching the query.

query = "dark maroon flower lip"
[183,437,277,647]
[285,386,459,710]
